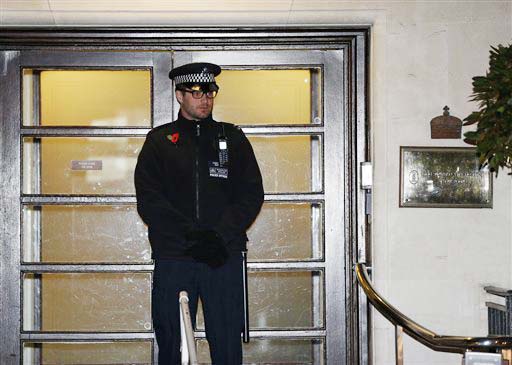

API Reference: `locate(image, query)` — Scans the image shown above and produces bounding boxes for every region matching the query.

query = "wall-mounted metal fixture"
[430,106,462,139]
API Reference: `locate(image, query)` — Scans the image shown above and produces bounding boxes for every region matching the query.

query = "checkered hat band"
[174,73,215,85]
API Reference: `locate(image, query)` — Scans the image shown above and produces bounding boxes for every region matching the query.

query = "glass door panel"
[214,69,320,125]
[247,202,323,261]
[197,338,325,364]
[23,69,152,127]
[196,270,324,330]
[249,135,323,193]
[247,270,324,329]
[23,342,153,365]
[22,205,151,263]
[23,273,152,332]
[23,137,144,195]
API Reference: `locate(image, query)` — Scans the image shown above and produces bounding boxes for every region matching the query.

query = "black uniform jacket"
[134,113,264,259]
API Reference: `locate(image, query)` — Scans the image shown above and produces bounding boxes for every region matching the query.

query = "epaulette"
[143,123,175,142]
[149,122,173,133]
[218,121,242,131]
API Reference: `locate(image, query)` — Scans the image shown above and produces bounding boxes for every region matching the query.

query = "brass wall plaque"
[400,147,492,208]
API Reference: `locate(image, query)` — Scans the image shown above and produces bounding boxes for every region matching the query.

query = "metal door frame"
[0,27,370,365]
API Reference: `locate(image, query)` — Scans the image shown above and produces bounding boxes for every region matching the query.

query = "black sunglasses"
[177,84,219,99]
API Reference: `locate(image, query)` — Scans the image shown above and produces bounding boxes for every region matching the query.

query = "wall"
[274,2,510,363]
[273,2,511,364]
[250,2,512,363]
[363,3,512,364]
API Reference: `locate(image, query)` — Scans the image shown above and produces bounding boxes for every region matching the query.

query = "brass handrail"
[355,263,512,354]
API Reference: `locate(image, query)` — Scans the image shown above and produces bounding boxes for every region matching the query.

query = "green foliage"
[463,44,512,175]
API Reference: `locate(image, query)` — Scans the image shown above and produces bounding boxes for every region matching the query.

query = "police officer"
[134,62,264,364]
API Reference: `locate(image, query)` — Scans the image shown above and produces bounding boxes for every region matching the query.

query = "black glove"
[185,229,229,268]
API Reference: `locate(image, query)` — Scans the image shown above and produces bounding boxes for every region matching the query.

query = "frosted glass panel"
[23,137,143,195]
[214,69,318,125]
[247,203,323,261]
[249,271,322,329]
[22,205,151,263]
[249,135,322,193]
[22,69,151,127]
[197,271,323,330]
[23,273,151,332]
[23,342,152,365]
[197,338,324,364]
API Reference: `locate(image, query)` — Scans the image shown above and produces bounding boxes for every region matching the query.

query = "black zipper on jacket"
[195,122,201,222]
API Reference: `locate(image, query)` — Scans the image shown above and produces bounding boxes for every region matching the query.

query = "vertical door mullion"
[311,67,325,357]
[32,69,43,339]
[153,52,173,128]
[152,51,173,365]
[0,50,22,365]
[311,70,324,363]
[310,67,323,125]
[33,70,43,357]
[323,49,347,364]
[31,70,41,127]
[20,67,43,361]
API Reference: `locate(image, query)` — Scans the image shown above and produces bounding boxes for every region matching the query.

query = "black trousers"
[152,253,244,364]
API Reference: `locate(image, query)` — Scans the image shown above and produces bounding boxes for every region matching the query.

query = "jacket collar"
[175,111,215,130]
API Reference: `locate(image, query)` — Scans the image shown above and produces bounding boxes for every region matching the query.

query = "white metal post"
[179,291,198,365]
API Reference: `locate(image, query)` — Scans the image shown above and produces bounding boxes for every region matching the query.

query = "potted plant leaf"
[463,44,512,175]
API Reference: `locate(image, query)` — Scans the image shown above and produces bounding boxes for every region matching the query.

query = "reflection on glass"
[23,342,152,365]
[197,271,323,330]
[22,69,151,127]
[23,273,151,332]
[23,137,143,195]
[249,135,322,193]
[23,205,151,263]
[197,338,324,364]
[214,69,318,125]
[247,203,323,261]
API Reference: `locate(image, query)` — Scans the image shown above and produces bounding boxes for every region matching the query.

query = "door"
[0,44,364,364]
[1,50,171,365]
[173,50,347,364]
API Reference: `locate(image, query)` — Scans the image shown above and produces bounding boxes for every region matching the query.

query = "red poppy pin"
[167,132,180,146]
